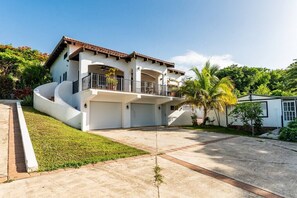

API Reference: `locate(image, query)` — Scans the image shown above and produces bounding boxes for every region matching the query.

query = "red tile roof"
[44,36,175,68]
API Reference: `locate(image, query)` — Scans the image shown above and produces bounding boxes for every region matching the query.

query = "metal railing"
[81,73,181,97]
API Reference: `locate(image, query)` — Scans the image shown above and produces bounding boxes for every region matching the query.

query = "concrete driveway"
[91,127,297,198]
[0,127,295,197]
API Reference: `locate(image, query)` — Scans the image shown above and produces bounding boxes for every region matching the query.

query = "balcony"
[75,73,180,97]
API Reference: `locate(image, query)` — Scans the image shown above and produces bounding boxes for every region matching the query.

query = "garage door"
[90,102,122,129]
[131,103,155,127]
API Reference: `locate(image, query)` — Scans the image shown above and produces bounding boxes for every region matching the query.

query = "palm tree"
[179,61,237,125]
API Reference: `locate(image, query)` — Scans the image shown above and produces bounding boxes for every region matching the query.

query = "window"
[236,101,268,117]
[283,101,296,121]
[63,72,67,81]
[64,52,68,59]
[259,102,268,117]
[170,105,178,111]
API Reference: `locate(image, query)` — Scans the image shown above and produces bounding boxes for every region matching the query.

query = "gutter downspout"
[281,98,284,128]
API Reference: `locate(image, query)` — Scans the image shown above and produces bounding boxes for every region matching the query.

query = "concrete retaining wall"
[16,102,38,172]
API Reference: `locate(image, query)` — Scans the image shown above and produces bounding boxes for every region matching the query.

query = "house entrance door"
[282,101,296,127]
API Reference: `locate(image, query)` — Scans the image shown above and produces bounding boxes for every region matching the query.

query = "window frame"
[256,101,268,118]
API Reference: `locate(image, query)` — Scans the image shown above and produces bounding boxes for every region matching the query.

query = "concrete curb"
[16,102,38,172]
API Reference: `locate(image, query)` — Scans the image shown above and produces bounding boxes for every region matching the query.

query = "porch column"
[79,53,92,91]
[162,71,168,95]
[124,69,131,92]
[132,60,142,93]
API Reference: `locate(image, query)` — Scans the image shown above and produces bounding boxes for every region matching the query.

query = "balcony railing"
[81,73,180,97]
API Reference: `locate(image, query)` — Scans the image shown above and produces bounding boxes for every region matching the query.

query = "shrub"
[191,114,198,126]
[288,119,297,128]
[21,95,33,106]
[0,76,14,99]
[229,102,263,136]
[279,127,297,142]
[14,87,32,99]
[279,119,297,142]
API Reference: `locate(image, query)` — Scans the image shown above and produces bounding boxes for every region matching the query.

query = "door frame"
[282,100,297,127]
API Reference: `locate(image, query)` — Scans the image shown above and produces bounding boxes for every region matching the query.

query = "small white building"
[34,36,192,131]
[206,94,297,128]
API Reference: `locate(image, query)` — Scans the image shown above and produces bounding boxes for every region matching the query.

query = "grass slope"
[23,107,147,171]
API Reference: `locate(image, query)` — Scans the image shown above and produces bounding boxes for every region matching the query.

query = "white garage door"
[90,102,122,129]
[131,103,155,127]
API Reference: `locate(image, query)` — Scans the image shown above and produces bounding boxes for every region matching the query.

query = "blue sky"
[1,0,297,73]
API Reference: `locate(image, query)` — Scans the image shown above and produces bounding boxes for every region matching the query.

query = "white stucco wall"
[68,60,79,82]
[50,48,69,83]
[207,109,228,127]
[34,82,83,129]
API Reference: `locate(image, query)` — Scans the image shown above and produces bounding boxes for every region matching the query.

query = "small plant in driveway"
[154,126,163,198]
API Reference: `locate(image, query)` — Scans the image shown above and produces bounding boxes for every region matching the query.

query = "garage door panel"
[131,103,155,127]
[90,102,121,129]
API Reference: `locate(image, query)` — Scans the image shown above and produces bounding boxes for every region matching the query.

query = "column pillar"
[79,53,92,91]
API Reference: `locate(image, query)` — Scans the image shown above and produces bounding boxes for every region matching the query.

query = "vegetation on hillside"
[0,44,51,99]
[216,64,294,96]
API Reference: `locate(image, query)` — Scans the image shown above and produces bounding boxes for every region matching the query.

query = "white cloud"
[170,50,239,77]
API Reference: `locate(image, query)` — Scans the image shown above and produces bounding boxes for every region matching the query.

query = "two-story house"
[33,36,191,131]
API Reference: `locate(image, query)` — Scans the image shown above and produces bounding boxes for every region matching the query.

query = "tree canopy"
[0,44,50,98]
[216,64,293,96]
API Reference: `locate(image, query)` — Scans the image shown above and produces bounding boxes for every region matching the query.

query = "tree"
[254,84,271,95]
[216,65,292,97]
[286,61,297,92]
[179,61,237,125]
[0,44,50,99]
[229,102,263,136]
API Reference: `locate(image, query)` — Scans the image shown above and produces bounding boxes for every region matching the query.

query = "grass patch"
[22,107,148,171]
[184,125,251,136]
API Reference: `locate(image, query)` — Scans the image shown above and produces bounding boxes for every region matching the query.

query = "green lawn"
[184,125,251,136]
[22,107,147,171]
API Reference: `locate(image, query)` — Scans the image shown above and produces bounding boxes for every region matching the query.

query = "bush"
[229,102,263,136]
[279,127,297,142]
[21,95,33,106]
[288,119,297,128]
[279,119,297,142]
[14,87,32,99]
[191,114,198,126]
[0,76,14,99]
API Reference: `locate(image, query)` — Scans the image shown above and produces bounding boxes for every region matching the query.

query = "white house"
[33,36,192,131]
[205,94,297,128]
